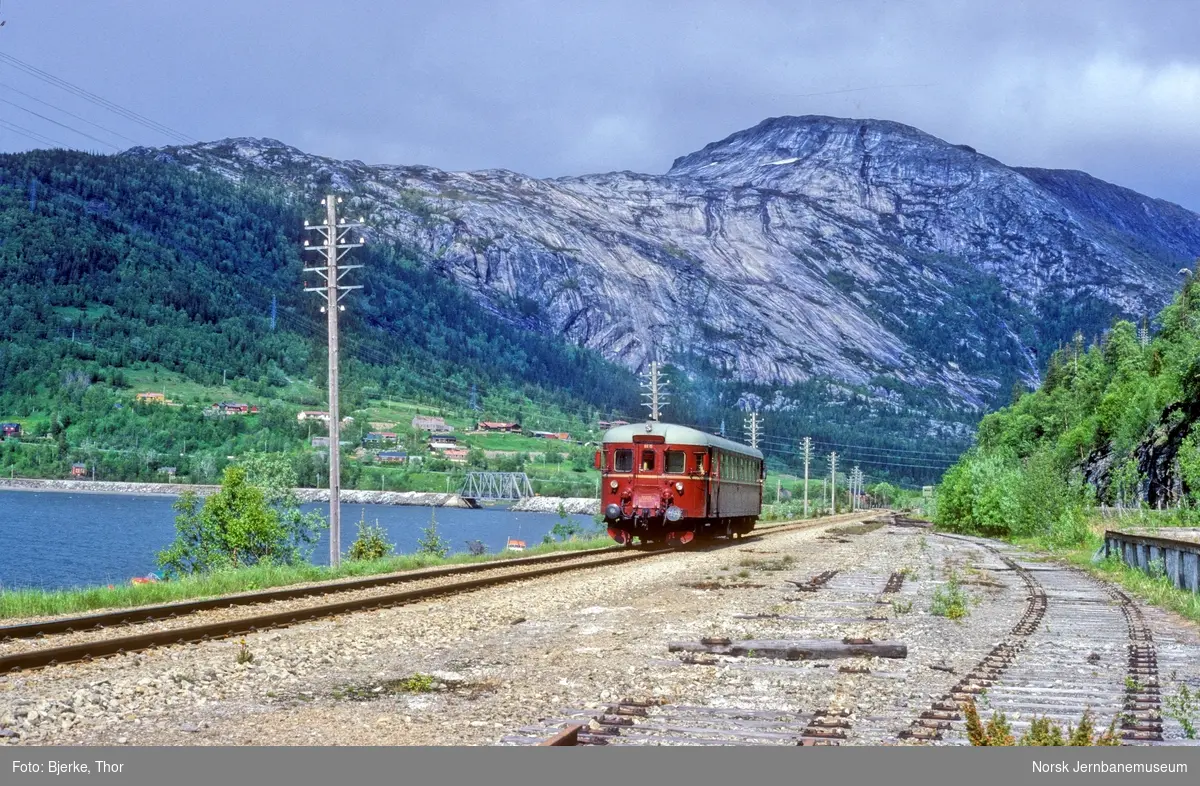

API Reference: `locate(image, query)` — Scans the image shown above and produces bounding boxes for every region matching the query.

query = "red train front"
[596,422,764,547]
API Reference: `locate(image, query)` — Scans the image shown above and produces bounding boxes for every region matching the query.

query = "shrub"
[347,514,395,562]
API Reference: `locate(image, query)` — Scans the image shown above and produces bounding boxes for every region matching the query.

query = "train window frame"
[693,452,706,474]
[640,449,656,472]
[665,450,686,474]
[614,449,633,472]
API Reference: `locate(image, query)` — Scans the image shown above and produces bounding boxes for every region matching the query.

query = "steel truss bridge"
[458,472,534,502]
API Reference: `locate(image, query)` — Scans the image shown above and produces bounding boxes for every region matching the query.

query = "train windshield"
[640,449,656,472]
[665,450,686,473]
[613,449,633,472]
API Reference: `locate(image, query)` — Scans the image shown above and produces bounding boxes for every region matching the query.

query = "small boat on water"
[506,538,526,552]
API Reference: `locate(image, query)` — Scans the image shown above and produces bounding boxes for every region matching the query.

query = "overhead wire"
[0,50,196,145]
[0,116,65,147]
[0,96,119,150]
[0,81,141,145]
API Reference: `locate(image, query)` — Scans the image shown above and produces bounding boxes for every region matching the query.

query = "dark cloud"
[1,1,1196,209]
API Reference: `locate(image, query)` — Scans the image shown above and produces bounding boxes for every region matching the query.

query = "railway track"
[0,516,836,675]
[897,533,1163,744]
[513,518,1197,747]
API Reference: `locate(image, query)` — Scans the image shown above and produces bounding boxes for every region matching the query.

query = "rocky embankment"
[509,497,599,515]
[0,479,472,508]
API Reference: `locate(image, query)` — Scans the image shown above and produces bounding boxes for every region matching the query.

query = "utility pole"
[802,437,811,517]
[776,477,781,504]
[744,412,760,449]
[304,194,366,568]
[641,361,668,421]
[829,452,837,513]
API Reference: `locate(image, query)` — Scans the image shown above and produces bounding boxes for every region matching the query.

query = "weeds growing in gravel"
[963,700,1119,746]
[1164,684,1200,739]
[236,639,254,665]
[891,598,914,615]
[930,570,970,620]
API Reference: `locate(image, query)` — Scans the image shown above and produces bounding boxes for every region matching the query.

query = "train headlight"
[609,480,618,490]
[674,482,684,493]
[604,503,622,520]
[665,505,684,522]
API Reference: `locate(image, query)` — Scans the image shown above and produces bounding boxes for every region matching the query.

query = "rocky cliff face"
[129,115,1200,425]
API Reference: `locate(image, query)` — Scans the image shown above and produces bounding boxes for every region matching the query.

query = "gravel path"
[3,518,1198,747]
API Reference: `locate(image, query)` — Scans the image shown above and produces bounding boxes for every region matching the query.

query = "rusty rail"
[1,514,856,674]
[0,551,654,673]
[538,724,585,746]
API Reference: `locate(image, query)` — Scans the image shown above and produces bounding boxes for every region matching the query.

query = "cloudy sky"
[1,1,1196,209]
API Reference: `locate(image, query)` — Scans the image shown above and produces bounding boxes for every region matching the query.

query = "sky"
[0,1,1196,210]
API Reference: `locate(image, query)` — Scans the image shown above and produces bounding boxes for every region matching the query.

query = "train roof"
[601,421,763,459]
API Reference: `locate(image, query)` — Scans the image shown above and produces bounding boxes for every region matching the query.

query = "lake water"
[0,490,596,591]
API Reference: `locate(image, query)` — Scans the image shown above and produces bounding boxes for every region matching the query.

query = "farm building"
[363,431,398,445]
[377,450,408,464]
[443,448,469,464]
[297,411,331,422]
[429,434,459,450]
[476,421,521,432]
[531,431,571,441]
[70,463,88,478]
[0,423,20,438]
[214,402,258,415]
[136,392,167,404]
[412,415,453,433]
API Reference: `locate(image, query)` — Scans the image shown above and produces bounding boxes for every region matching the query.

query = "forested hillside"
[936,261,1200,543]
[0,150,638,484]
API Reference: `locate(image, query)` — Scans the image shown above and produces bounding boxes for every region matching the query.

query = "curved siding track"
[899,534,1162,744]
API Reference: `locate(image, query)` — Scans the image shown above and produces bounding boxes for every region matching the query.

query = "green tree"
[157,465,285,574]
[415,507,450,558]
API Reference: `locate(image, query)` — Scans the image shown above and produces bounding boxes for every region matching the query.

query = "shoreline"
[0,477,599,512]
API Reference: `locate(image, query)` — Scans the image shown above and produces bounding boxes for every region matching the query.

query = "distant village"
[1,388,631,481]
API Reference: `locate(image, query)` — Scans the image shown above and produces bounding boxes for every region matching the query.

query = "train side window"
[614,449,633,472]
[641,449,656,472]
[693,452,706,474]
[665,450,685,473]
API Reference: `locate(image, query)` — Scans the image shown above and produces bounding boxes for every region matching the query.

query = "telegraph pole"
[829,452,837,513]
[802,437,811,517]
[744,412,760,449]
[641,361,668,421]
[304,194,365,568]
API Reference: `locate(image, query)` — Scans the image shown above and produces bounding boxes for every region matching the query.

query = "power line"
[0,96,119,150]
[0,116,65,147]
[0,81,139,145]
[0,51,196,144]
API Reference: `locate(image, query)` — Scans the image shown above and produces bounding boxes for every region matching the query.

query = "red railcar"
[597,422,764,546]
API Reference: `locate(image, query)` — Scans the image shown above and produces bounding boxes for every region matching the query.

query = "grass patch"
[736,555,797,572]
[829,521,885,536]
[0,535,614,621]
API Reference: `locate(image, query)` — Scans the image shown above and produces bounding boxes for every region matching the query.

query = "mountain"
[126,116,1200,474]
